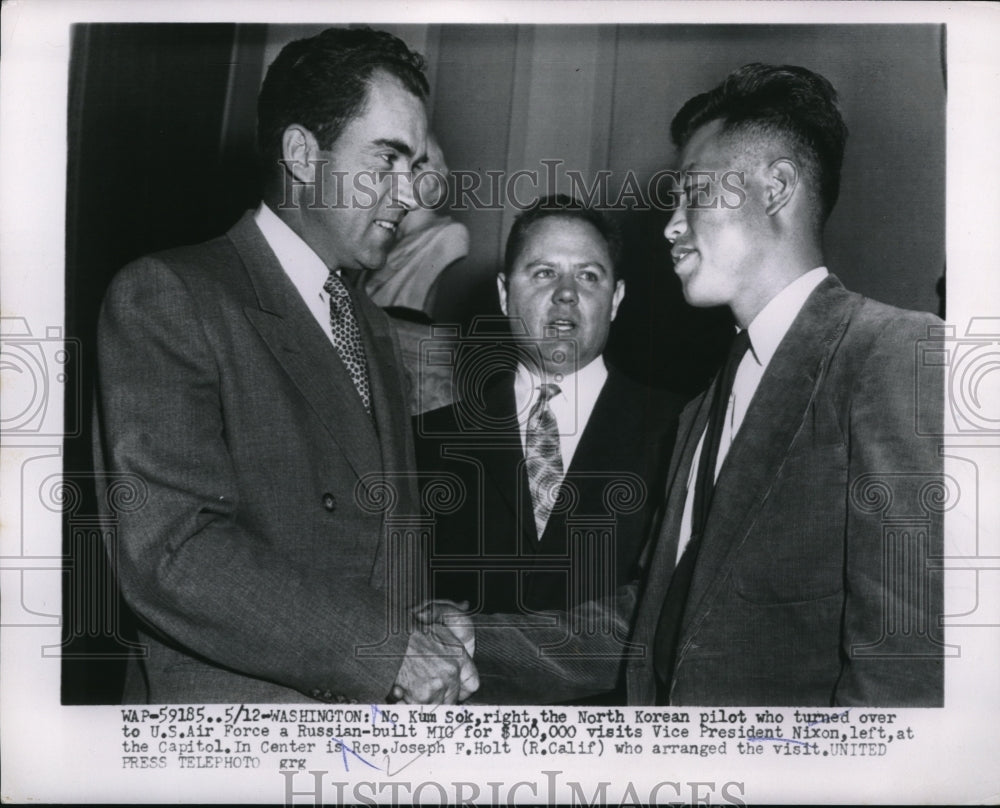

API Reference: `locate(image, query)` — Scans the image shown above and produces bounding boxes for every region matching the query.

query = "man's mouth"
[546,318,577,335]
[672,244,697,270]
[373,218,399,234]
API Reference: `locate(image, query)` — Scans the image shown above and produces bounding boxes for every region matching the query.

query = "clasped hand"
[391,600,478,705]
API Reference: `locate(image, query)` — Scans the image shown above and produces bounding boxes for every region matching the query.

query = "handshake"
[391,600,479,705]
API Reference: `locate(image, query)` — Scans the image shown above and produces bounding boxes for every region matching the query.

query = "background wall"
[63,22,945,703]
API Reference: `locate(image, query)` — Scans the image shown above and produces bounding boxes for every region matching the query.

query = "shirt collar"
[254,202,332,292]
[514,355,608,411]
[745,267,828,367]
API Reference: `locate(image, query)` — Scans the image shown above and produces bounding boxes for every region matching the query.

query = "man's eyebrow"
[371,138,422,161]
[575,260,609,273]
[521,258,608,272]
[681,166,709,180]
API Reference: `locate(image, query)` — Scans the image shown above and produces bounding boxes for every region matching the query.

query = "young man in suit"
[93,28,476,705]
[626,63,945,706]
[415,197,684,702]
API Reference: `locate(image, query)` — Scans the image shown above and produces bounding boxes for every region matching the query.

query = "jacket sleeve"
[835,310,944,706]
[468,584,639,704]
[93,259,410,702]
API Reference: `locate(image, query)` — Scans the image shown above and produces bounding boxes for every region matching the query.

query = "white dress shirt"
[254,202,339,348]
[675,267,829,561]
[514,355,609,473]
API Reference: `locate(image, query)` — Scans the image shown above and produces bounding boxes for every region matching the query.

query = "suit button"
[322,493,336,512]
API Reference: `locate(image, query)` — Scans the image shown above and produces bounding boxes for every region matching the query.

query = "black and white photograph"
[2,1,998,804]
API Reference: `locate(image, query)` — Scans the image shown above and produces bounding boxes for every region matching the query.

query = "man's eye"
[684,183,711,205]
[578,270,598,283]
[534,268,555,279]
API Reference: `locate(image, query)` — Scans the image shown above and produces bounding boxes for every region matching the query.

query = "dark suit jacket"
[626,275,945,706]
[93,211,419,704]
[415,367,683,701]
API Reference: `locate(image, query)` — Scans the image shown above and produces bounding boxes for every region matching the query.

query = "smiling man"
[93,27,476,705]
[626,64,945,706]
[415,196,684,703]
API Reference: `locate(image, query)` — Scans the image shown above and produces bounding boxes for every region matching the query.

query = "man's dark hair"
[504,194,623,279]
[671,63,849,224]
[257,27,428,164]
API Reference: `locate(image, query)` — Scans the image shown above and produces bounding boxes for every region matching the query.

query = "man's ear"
[764,158,799,216]
[496,273,508,316]
[281,124,320,184]
[610,279,625,321]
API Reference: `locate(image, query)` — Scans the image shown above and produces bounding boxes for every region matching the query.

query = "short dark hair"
[503,195,623,279]
[257,27,428,165]
[671,63,848,224]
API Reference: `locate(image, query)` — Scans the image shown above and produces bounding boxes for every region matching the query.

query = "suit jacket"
[626,275,945,707]
[93,211,419,704]
[415,367,684,701]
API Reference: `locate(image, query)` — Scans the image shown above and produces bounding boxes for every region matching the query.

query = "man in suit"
[626,63,945,706]
[93,27,476,704]
[415,197,684,702]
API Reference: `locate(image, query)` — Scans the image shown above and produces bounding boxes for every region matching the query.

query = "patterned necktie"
[323,270,371,414]
[525,383,564,540]
[653,329,751,699]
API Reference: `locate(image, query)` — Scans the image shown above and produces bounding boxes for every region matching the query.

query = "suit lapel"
[541,371,636,538]
[228,212,381,481]
[631,387,710,661]
[559,371,620,477]
[680,277,859,636]
[641,391,710,578]
[352,287,414,480]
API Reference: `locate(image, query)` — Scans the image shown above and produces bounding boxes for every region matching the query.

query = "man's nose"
[664,203,688,244]
[553,279,579,304]
[393,171,417,211]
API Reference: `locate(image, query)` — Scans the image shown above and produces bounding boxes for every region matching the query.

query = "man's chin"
[681,280,722,309]
[358,252,390,273]
[531,340,581,378]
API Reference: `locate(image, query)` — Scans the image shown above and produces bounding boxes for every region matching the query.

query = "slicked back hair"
[257,26,428,166]
[671,63,848,225]
[504,195,623,281]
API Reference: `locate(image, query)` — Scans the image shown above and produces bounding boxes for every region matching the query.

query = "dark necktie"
[524,383,564,539]
[653,329,751,699]
[323,270,371,414]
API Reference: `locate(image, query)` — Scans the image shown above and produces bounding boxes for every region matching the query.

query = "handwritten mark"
[370,704,397,726]
[331,738,380,772]
[369,702,460,775]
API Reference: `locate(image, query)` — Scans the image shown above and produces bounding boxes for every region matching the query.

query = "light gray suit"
[93,211,419,703]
